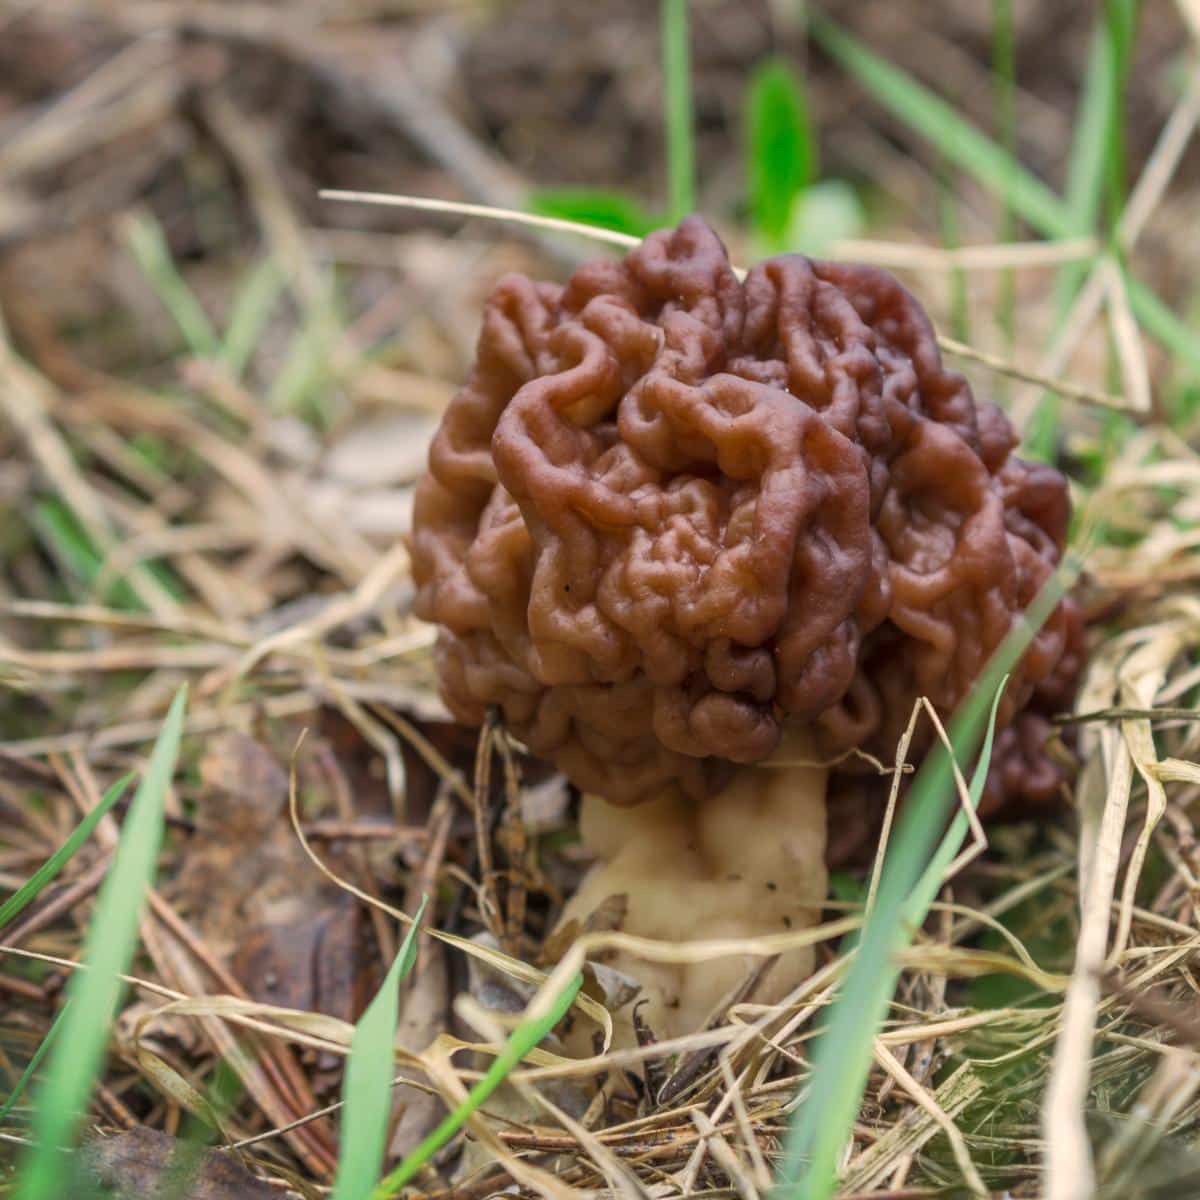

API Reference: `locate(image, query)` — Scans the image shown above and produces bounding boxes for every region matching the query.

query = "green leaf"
[529,189,660,238]
[774,560,1076,1200]
[372,971,584,1198]
[331,896,429,1200]
[17,686,188,1200]
[746,58,815,249]
[0,775,131,932]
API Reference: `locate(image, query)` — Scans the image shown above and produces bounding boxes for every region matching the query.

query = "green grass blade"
[0,775,131,932]
[16,686,188,1200]
[1127,271,1200,371]
[746,58,815,249]
[30,499,137,610]
[991,0,1017,368]
[372,971,584,1199]
[221,258,285,379]
[773,560,1075,1200]
[528,189,661,238]
[810,6,1191,455]
[31,499,184,611]
[1026,15,1123,458]
[0,1003,71,1128]
[123,212,220,358]
[331,896,429,1200]
[1029,1,1138,456]
[1064,23,1117,235]
[660,0,695,221]
[266,273,343,423]
[809,12,1072,239]
[1166,285,1200,427]
[1100,0,1137,233]
[905,685,1007,927]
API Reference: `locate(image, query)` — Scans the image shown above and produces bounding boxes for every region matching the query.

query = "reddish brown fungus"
[412,216,1081,811]
[411,217,1083,1043]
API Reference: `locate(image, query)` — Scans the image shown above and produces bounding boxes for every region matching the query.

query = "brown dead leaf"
[81,1127,292,1199]
[177,733,297,949]
[179,731,378,1067]
[232,894,368,1036]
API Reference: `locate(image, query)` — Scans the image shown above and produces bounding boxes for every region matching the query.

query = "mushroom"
[411,218,1081,1043]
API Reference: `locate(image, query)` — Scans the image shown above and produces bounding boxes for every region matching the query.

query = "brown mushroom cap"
[412,217,1082,806]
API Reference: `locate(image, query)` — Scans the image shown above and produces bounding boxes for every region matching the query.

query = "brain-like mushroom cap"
[412,218,1082,808]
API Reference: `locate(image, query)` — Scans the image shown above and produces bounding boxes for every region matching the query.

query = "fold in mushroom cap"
[412,217,1082,810]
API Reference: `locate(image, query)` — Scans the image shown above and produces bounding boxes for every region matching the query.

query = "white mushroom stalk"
[559,731,828,1044]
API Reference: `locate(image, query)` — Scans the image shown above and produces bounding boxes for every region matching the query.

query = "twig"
[937,335,1136,416]
[1053,706,1200,726]
[320,189,639,248]
[1118,68,1200,250]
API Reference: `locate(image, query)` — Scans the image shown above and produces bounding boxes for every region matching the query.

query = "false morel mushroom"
[412,217,1082,1042]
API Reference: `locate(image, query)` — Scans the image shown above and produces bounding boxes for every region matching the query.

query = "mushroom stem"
[559,746,829,1046]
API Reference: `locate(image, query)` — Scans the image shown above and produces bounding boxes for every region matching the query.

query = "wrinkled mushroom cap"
[412,218,1082,807]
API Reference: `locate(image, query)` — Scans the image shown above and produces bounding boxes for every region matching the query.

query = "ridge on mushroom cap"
[412,216,1082,807]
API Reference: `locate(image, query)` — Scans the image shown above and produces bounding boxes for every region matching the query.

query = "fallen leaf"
[81,1127,292,1199]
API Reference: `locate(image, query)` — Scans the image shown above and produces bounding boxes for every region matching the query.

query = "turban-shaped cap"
[412,218,1082,809]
